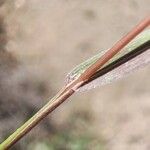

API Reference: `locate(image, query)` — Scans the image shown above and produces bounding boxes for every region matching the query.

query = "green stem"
[0,86,74,150]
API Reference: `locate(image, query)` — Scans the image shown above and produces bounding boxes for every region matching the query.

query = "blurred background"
[0,0,150,150]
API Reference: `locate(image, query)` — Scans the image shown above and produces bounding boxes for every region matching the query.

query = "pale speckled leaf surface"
[77,49,150,92]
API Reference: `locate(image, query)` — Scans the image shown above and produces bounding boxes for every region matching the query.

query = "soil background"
[0,0,150,150]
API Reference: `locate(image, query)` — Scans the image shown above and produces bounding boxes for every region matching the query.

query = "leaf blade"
[66,29,150,91]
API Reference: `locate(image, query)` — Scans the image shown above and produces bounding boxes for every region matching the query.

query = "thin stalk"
[0,17,149,150]
[0,83,80,150]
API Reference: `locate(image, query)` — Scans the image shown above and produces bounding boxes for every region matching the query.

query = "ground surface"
[0,0,150,150]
